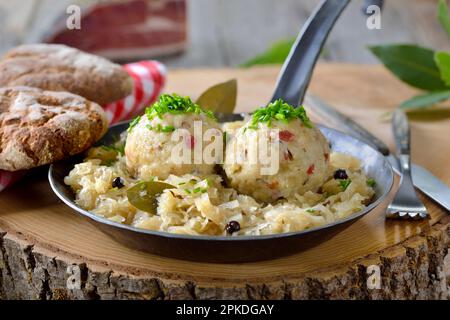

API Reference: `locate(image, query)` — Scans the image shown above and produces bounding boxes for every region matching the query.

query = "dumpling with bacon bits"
[125,94,221,180]
[223,100,330,203]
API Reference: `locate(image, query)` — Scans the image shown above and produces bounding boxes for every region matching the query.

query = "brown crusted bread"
[0,86,108,171]
[0,44,133,105]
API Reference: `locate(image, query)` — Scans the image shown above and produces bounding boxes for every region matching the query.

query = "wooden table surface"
[0,0,448,67]
[0,64,449,300]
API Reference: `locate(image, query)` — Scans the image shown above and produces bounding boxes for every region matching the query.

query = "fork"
[386,110,429,220]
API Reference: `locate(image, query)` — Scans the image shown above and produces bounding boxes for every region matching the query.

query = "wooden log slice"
[0,65,449,300]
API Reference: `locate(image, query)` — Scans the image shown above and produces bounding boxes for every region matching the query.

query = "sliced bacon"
[279,130,295,142]
[45,0,187,60]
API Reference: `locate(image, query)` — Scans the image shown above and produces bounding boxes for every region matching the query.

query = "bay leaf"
[196,79,237,114]
[369,44,448,91]
[400,90,450,110]
[127,181,174,214]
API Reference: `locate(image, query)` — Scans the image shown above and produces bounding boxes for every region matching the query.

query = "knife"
[305,95,450,212]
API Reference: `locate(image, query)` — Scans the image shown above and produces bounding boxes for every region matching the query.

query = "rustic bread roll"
[0,44,132,105]
[0,86,108,171]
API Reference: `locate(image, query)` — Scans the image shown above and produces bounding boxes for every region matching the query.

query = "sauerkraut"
[65,150,375,236]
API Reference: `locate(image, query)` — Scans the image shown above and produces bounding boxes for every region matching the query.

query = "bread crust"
[0,44,132,105]
[0,86,108,171]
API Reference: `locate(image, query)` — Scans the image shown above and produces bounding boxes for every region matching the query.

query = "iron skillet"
[49,119,393,263]
[49,0,393,262]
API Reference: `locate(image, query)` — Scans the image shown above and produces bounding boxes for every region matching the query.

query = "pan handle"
[270,0,350,106]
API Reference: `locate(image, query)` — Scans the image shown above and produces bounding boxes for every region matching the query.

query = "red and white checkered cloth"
[0,60,166,192]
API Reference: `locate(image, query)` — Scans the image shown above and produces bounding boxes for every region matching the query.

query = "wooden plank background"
[0,0,449,67]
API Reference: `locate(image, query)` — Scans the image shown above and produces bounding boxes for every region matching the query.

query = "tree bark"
[1,216,448,300]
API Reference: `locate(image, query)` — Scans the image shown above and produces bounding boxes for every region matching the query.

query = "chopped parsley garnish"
[339,179,352,191]
[306,209,316,213]
[145,94,217,121]
[127,115,141,132]
[367,178,376,187]
[248,99,312,129]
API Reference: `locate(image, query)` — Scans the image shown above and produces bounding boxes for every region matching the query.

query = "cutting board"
[0,64,449,300]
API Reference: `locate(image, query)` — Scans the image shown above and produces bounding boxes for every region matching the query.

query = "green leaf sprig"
[368,45,447,92]
[248,99,312,129]
[368,0,450,113]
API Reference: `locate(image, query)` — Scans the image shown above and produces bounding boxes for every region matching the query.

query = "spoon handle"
[270,0,350,106]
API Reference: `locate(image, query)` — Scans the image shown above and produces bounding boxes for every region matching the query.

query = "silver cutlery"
[263,0,447,215]
[305,95,450,213]
[386,109,429,219]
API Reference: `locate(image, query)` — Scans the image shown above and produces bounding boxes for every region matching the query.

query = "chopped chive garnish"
[248,99,312,130]
[193,187,203,193]
[306,209,316,213]
[367,178,376,187]
[339,179,352,191]
[145,94,217,121]
[128,115,141,132]
[146,123,176,133]
[161,125,175,132]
